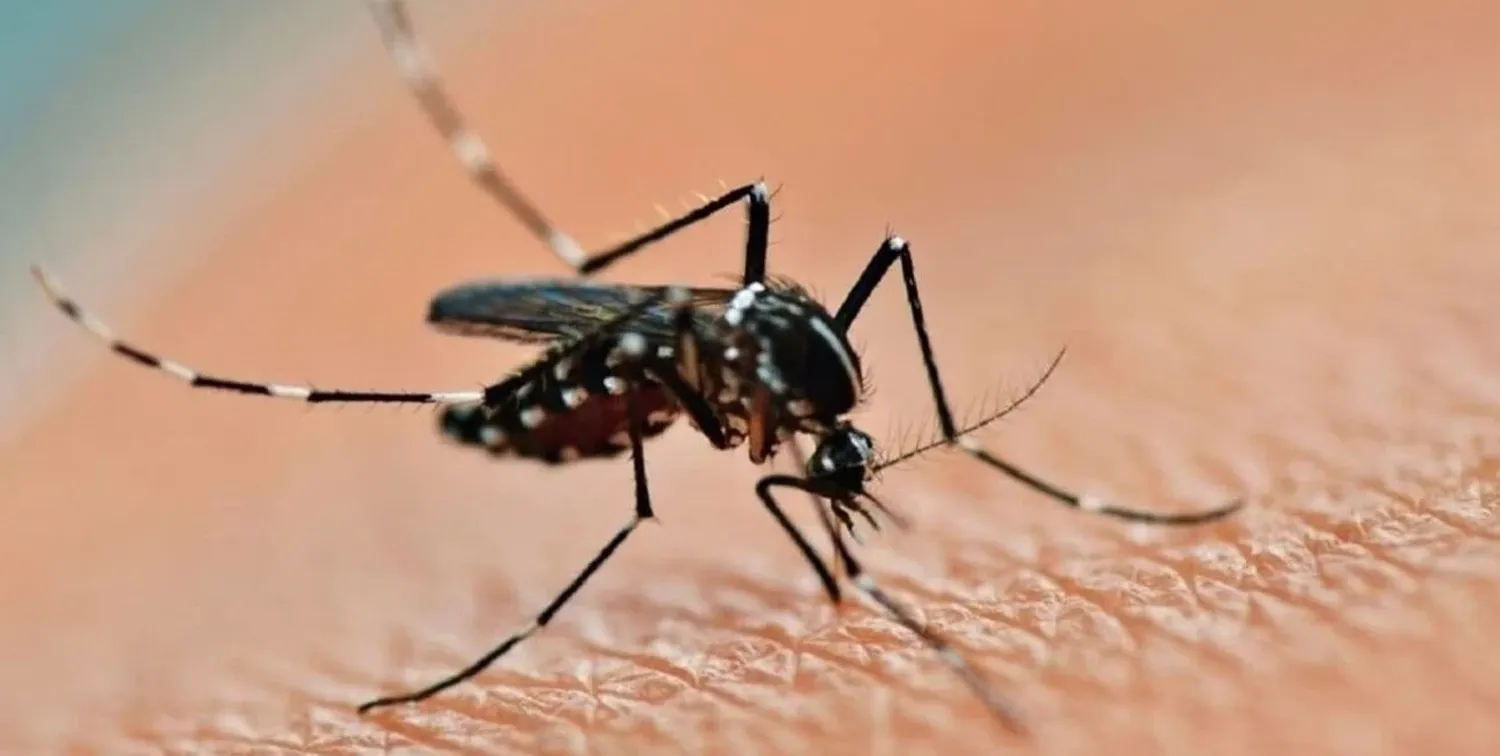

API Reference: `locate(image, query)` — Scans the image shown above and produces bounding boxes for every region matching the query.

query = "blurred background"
[3,1,359,442]
[4,1,1500,753]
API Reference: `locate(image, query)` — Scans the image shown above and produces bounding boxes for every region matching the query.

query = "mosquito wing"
[427,278,735,345]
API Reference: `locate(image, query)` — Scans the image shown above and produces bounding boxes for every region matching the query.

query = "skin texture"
[4,0,1500,753]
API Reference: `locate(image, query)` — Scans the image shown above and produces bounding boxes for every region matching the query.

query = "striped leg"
[365,0,580,267]
[833,236,1245,525]
[31,266,483,406]
[364,0,773,284]
[357,381,659,714]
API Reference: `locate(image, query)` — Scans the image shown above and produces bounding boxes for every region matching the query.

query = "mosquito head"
[807,422,878,492]
[807,422,913,535]
[720,281,865,427]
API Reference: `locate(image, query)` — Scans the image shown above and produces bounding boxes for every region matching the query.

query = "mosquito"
[357,0,1244,731]
[25,0,1244,736]
[30,262,1064,733]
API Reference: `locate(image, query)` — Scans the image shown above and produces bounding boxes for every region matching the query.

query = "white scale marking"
[618,332,647,357]
[159,360,196,382]
[548,230,586,268]
[433,391,485,403]
[520,406,546,428]
[80,313,115,341]
[388,39,429,85]
[1078,493,1107,513]
[451,132,492,176]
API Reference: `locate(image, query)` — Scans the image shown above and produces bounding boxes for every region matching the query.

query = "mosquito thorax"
[808,423,877,491]
[711,281,863,429]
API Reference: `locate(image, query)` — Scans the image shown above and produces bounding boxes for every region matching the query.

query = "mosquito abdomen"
[439,384,681,464]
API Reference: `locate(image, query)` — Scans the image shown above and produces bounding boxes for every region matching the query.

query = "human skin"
[3,0,1500,753]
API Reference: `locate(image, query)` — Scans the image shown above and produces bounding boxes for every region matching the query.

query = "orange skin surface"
[4,1,1500,753]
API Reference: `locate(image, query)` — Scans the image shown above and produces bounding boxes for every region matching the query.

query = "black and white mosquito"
[371,0,1241,728]
[28,0,1243,736]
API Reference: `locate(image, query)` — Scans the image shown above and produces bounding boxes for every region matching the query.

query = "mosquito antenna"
[872,347,1066,474]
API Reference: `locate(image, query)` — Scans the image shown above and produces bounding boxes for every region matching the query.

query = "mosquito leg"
[644,288,731,448]
[34,263,682,416]
[824,523,1028,735]
[649,366,730,449]
[754,474,842,604]
[832,235,1243,525]
[364,0,580,265]
[358,383,658,714]
[755,472,1023,731]
[31,266,484,406]
[787,435,853,578]
[580,181,771,284]
[365,1,771,284]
